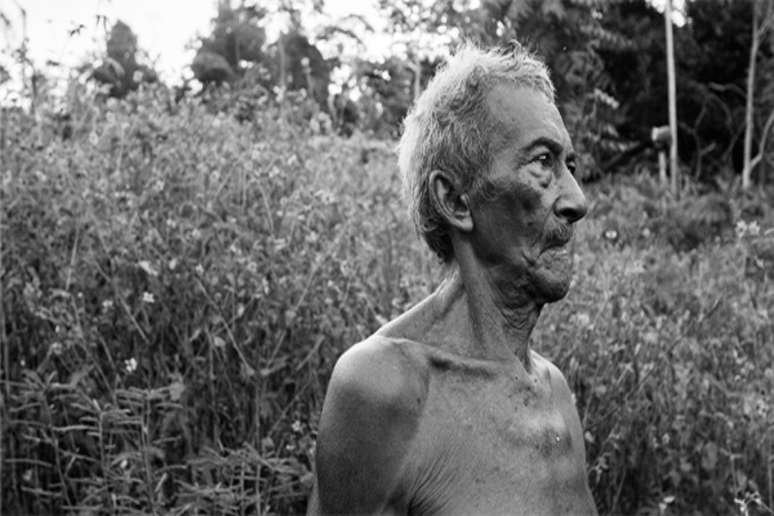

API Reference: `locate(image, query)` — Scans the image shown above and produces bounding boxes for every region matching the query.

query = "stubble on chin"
[532,247,575,302]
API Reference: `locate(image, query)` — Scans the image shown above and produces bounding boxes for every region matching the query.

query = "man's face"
[468,83,588,304]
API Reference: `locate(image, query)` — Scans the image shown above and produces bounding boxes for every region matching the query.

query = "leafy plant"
[2,81,773,515]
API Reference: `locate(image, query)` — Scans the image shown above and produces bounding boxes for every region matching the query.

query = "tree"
[264,30,331,107]
[91,20,157,98]
[742,0,774,189]
[670,0,770,182]
[352,55,439,137]
[192,1,331,108]
[192,1,267,85]
[378,0,636,176]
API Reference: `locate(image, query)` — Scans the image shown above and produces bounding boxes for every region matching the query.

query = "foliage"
[372,0,774,183]
[351,55,440,138]
[192,2,331,108]
[91,21,158,98]
[193,2,267,86]
[538,174,774,514]
[1,81,432,515]
[3,83,774,516]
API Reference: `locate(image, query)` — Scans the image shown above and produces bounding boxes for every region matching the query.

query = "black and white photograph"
[1,0,773,514]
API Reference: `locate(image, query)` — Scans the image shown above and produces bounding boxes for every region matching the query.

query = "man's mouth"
[543,230,574,253]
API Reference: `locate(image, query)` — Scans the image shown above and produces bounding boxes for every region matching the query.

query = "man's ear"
[430,170,474,233]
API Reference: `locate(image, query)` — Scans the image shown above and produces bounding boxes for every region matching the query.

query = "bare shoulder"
[531,350,575,404]
[530,350,587,453]
[312,336,429,514]
[327,335,429,413]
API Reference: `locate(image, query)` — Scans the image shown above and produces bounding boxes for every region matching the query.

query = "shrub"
[2,83,437,514]
[2,84,773,515]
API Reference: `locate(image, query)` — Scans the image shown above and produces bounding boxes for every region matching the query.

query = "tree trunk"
[278,34,287,101]
[664,0,679,195]
[742,1,760,190]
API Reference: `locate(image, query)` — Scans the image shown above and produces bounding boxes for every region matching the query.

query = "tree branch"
[751,106,774,170]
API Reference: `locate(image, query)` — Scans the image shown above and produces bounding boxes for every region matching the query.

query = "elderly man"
[307,44,596,515]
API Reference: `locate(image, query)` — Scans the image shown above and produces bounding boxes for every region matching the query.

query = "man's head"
[398,44,588,304]
[398,44,556,263]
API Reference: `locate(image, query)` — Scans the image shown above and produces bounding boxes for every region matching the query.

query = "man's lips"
[543,230,574,253]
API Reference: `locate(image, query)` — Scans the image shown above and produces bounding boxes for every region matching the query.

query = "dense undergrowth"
[2,84,773,515]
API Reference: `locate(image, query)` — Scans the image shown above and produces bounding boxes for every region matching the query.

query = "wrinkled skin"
[307,84,596,516]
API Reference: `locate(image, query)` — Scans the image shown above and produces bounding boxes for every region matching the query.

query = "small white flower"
[575,312,591,328]
[120,458,129,470]
[195,264,204,276]
[246,261,258,275]
[141,292,155,304]
[168,258,178,271]
[22,469,32,482]
[124,358,138,373]
[292,420,303,433]
[50,341,63,356]
[138,261,159,277]
[102,299,114,311]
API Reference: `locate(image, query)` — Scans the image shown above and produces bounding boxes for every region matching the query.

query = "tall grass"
[2,83,773,515]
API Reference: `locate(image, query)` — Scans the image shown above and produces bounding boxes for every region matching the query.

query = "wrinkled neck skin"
[432,250,542,372]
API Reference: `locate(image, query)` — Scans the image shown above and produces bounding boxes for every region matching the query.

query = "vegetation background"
[2,0,774,514]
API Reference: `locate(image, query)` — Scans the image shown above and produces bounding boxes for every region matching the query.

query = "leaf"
[701,442,718,472]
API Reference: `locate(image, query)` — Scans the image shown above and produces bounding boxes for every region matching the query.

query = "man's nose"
[554,174,588,224]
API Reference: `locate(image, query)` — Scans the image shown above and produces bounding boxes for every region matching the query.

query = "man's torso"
[376,338,596,515]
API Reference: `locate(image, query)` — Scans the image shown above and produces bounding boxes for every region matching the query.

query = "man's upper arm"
[312,340,424,515]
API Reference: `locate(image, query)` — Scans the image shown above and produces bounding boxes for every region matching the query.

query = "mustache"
[544,224,574,249]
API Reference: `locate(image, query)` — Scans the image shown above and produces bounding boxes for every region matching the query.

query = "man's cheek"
[509,181,542,215]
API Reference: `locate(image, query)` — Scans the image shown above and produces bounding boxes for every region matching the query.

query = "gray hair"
[398,43,555,263]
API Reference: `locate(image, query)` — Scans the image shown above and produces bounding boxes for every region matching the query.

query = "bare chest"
[398,372,595,515]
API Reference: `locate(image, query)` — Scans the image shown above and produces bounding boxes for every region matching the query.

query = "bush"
[2,84,773,515]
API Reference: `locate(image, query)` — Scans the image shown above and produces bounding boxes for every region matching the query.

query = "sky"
[1,0,684,101]
[0,0,394,99]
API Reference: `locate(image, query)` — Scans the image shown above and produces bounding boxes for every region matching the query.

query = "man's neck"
[433,261,542,369]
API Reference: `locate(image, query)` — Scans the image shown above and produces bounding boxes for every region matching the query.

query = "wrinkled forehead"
[484,82,572,151]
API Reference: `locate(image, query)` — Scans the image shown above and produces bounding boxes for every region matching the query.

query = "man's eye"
[535,153,553,167]
[567,161,577,175]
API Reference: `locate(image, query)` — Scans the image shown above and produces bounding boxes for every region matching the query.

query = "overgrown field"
[2,86,773,515]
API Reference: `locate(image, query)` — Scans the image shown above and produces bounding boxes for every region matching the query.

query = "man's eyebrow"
[523,136,573,157]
